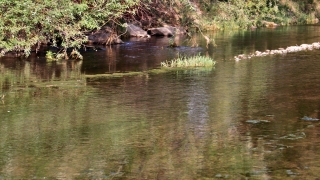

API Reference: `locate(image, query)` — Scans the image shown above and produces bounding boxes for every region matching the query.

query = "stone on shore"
[88,26,123,45]
[262,21,279,28]
[147,25,187,36]
[126,23,149,37]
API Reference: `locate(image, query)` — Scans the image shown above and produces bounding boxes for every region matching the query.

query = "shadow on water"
[81,35,204,74]
[1,25,320,179]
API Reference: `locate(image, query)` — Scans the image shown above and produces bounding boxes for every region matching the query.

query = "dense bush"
[0,0,139,57]
[197,0,319,30]
[0,0,319,57]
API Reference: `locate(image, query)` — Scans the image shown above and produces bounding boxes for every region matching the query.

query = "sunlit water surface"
[1,25,320,179]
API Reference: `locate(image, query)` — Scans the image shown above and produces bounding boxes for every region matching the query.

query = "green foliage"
[198,0,319,30]
[45,49,83,61]
[0,0,139,57]
[45,51,56,61]
[1,0,318,57]
[161,54,216,68]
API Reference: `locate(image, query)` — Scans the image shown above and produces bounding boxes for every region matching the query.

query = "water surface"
[1,25,320,179]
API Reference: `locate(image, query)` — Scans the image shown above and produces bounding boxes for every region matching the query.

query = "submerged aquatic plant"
[161,54,216,68]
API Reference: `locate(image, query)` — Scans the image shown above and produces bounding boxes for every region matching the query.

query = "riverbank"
[0,0,319,58]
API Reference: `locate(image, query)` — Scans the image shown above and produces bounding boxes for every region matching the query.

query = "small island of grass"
[161,55,216,68]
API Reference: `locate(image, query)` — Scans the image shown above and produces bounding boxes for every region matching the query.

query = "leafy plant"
[45,51,56,61]
[45,48,83,61]
[161,54,216,68]
[0,0,139,58]
[1,0,318,58]
[198,0,319,30]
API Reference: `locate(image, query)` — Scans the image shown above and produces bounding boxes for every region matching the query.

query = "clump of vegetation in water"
[46,49,83,61]
[45,51,57,61]
[161,55,215,68]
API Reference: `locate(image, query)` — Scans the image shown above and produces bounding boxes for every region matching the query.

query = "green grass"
[161,55,216,68]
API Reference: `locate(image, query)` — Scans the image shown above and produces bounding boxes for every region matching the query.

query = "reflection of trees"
[198,26,320,61]
[82,69,271,179]
[0,64,271,178]
[2,26,320,179]
[81,36,199,74]
[0,59,84,92]
[0,58,88,177]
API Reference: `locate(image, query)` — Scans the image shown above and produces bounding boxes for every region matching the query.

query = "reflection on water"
[1,25,320,179]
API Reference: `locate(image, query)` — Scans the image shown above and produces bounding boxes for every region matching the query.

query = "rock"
[307,124,315,128]
[280,132,306,140]
[147,25,187,36]
[250,26,257,30]
[301,116,319,121]
[88,26,123,45]
[255,51,262,56]
[126,23,149,37]
[262,21,279,28]
[286,169,299,176]
[148,27,173,36]
[312,42,320,49]
[246,120,270,124]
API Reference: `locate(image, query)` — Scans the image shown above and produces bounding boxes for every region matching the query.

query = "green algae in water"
[85,67,214,81]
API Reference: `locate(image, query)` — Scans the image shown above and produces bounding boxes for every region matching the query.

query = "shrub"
[0,0,139,57]
[197,0,319,30]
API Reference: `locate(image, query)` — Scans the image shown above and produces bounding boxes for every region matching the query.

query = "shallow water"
[1,25,320,179]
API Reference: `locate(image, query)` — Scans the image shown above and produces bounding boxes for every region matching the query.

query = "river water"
[1,25,320,179]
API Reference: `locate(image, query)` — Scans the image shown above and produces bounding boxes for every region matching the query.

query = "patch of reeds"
[161,55,215,68]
